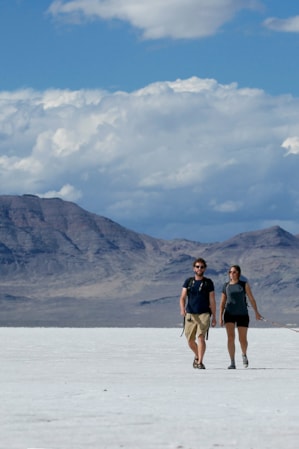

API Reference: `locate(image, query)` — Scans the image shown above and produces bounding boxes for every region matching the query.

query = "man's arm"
[179,287,188,316]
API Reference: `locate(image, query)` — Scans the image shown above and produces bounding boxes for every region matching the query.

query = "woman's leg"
[225,322,236,361]
[238,326,248,355]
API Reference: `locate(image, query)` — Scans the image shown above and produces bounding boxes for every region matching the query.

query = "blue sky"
[1,0,299,242]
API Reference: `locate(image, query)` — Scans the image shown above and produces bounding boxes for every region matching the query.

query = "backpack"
[185,276,212,340]
[186,276,209,297]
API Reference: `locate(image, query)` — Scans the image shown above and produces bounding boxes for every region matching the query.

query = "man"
[179,258,216,369]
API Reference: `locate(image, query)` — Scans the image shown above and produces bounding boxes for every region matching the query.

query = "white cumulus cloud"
[1,77,299,241]
[38,184,82,202]
[281,137,299,156]
[47,0,257,39]
[264,15,299,33]
[210,200,243,213]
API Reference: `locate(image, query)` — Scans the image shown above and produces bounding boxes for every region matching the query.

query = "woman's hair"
[229,265,241,277]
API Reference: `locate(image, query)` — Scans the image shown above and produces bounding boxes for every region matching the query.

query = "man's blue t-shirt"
[183,277,214,314]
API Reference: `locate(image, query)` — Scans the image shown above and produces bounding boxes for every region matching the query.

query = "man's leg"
[188,338,198,358]
[185,317,200,367]
[197,334,206,364]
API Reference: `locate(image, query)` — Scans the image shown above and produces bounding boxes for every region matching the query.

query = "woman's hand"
[255,311,263,321]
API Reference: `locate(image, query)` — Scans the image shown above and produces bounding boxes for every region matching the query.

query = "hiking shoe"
[228,363,236,369]
[242,354,249,368]
[193,358,199,368]
[197,363,206,369]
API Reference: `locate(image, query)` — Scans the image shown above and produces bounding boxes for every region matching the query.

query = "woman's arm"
[209,290,217,327]
[245,283,263,320]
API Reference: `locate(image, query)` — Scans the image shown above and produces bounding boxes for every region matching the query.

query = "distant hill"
[0,194,298,327]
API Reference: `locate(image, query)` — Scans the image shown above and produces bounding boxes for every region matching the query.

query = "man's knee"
[187,338,196,347]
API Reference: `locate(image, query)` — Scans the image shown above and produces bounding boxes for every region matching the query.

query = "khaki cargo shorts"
[184,313,210,340]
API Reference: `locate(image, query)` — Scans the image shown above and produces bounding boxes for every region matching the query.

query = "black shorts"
[224,311,249,328]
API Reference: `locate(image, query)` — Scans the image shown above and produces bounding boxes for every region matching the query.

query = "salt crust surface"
[1,327,298,449]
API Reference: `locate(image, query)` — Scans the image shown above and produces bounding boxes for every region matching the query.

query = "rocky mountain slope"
[0,194,298,327]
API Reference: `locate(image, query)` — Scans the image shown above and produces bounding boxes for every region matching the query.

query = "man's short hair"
[193,258,207,268]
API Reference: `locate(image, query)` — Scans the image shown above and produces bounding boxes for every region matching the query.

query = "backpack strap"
[186,276,195,297]
[239,280,248,307]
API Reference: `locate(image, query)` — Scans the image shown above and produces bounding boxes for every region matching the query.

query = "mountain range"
[0,194,298,327]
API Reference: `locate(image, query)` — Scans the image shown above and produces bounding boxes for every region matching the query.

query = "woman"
[219,265,263,369]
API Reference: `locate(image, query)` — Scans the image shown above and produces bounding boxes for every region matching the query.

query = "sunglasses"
[195,265,205,269]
